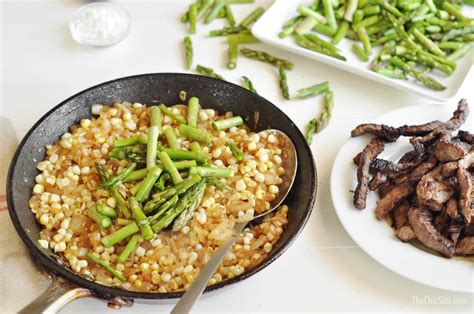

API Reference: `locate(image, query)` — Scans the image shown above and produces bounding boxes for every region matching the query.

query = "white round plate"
[330,103,474,293]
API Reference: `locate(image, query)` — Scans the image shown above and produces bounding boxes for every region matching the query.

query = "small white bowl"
[69,2,131,47]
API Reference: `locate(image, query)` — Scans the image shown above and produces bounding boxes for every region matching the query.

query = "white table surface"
[1,0,474,313]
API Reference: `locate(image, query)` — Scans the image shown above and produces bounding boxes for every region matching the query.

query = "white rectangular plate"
[252,0,474,102]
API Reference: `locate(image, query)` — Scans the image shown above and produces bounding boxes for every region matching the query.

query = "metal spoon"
[171,129,297,314]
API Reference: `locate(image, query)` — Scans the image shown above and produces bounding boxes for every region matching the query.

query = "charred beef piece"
[457,153,474,223]
[353,153,399,173]
[433,210,450,236]
[446,198,459,219]
[392,202,411,229]
[375,157,438,219]
[351,124,400,142]
[416,164,456,210]
[351,99,469,142]
[458,130,474,144]
[413,99,469,145]
[369,172,388,191]
[455,236,474,255]
[395,225,416,242]
[448,219,464,244]
[434,134,468,162]
[408,207,455,257]
[353,138,385,209]
[376,182,414,220]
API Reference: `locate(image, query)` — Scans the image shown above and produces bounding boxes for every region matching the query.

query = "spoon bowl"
[172,129,298,314]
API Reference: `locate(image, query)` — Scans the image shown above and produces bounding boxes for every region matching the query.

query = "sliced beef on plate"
[457,153,474,223]
[455,236,474,255]
[458,130,474,145]
[434,133,468,162]
[353,138,385,209]
[408,206,455,257]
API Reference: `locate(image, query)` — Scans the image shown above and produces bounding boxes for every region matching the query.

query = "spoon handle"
[171,221,248,314]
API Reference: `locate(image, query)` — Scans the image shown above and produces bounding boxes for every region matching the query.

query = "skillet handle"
[19,276,94,314]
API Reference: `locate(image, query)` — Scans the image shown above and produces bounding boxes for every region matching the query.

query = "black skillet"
[7,73,317,312]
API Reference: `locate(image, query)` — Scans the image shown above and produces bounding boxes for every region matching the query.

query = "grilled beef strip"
[395,225,416,242]
[434,133,468,162]
[351,124,400,142]
[415,164,457,211]
[375,156,438,219]
[408,206,455,257]
[369,172,388,191]
[351,99,468,142]
[413,99,469,145]
[393,202,411,229]
[446,198,460,220]
[458,130,474,144]
[455,236,474,255]
[457,153,474,223]
[353,138,385,209]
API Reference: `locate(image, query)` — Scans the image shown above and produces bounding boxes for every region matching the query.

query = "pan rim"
[6,72,317,300]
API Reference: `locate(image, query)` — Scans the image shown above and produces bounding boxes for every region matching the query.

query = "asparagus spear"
[294,34,347,61]
[129,197,154,240]
[196,0,214,20]
[241,76,257,93]
[116,235,138,264]
[278,64,290,100]
[225,5,236,26]
[228,43,238,69]
[227,141,244,161]
[172,179,206,231]
[147,106,161,169]
[154,172,171,191]
[240,47,294,70]
[179,124,213,144]
[206,0,226,24]
[159,104,187,124]
[209,26,250,37]
[390,56,446,90]
[239,7,265,27]
[190,166,232,177]
[227,34,260,44]
[134,166,162,202]
[117,218,134,226]
[196,64,226,80]
[99,162,137,188]
[187,97,200,128]
[114,134,147,148]
[164,127,180,150]
[87,253,125,282]
[212,116,244,130]
[158,151,183,185]
[95,163,131,218]
[101,222,139,248]
[305,90,335,144]
[298,81,330,99]
[162,148,207,163]
[189,3,198,34]
[88,206,112,228]
[96,203,117,218]
[184,36,193,69]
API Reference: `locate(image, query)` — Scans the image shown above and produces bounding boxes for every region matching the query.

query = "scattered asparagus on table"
[240,47,294,70]
[241,76,257,93]
[196,64,226,80]
[305,88,335,145]
[184,36,193,69]
[278,64,290,100]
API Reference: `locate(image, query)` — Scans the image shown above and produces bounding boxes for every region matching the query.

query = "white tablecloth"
[1,1,473,313]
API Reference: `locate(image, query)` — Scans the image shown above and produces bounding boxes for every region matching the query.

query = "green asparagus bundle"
[280,0,473,91]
